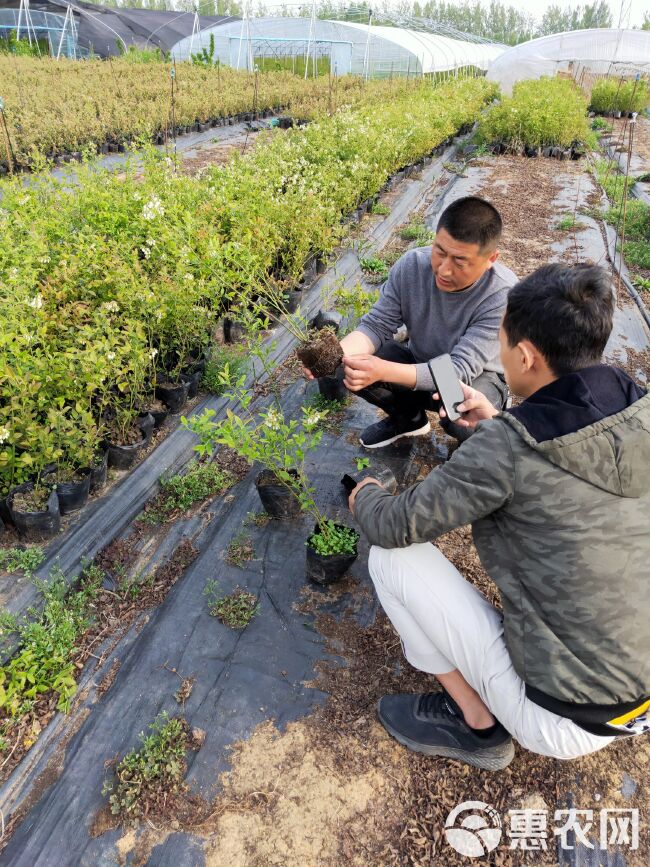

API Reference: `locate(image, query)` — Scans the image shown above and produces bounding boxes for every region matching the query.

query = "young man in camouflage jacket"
[349,263,650,770]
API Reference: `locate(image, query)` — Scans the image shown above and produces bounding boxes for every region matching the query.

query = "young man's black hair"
[436,196,503,252]
[503,263,614,377]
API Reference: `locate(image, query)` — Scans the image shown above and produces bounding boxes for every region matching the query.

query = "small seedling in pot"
[204,580,260,628]
[307,521,358,556]
[242,278,343,379]
[355,457,370,471]
[225,530,254,567]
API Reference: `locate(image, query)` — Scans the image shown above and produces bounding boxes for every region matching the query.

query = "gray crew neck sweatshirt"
[356,246,518,391]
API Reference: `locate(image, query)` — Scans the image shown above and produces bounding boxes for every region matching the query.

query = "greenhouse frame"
[0,0,235,58]
[171,16,506,78]
[487,28,650,94]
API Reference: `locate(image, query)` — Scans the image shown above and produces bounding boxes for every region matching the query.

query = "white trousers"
[368,542,616,760]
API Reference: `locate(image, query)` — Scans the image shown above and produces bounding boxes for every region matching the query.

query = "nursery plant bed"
[3,138,648,866]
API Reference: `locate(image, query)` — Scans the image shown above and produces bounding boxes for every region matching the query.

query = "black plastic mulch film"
[0,141,469,865]
[2,134,647,865]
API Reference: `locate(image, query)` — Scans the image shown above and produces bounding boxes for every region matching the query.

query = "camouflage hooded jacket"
[354,381,650,736]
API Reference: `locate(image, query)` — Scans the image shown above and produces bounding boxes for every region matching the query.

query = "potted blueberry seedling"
[248,281,343,379]
[184,381,359,585]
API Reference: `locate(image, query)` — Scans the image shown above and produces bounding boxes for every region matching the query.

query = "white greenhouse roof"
[171,17,505,76]
[487,29,650,94]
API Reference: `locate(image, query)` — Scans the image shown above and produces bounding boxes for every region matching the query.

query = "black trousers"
[353,341,508,443]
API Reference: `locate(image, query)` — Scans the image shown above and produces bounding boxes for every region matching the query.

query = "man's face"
[430,227,499,293]
[499,324,525,396]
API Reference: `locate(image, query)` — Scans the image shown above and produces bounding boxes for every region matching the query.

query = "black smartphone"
[341,474,358,493]
[428,354,465,422]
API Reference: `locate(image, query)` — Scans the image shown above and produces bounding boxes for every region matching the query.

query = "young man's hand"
[436,382,499,429]
[348,477,385,512]
[342,355,386,391]
[301,365,315,381]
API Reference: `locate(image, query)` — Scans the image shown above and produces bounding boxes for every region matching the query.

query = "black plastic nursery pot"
[255,469,302,518]
[155,380,190,414]
[223,317,247,345]
[141,401,169,428]
[0,494,13,527]
[53,470,91,515]
[305,523,359,586]
[318,372,348,402]
[284,289,302,314]
[89,449,109,493]
[107,414,154,471]
[180,370,202,400]
[8,483,61,541]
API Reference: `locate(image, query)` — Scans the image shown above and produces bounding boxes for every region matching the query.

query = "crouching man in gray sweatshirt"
[327,196,517,448]
[349,264,649,770]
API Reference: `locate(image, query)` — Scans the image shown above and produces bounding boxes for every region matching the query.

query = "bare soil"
[10,486,54,513]
[105,422,144,447]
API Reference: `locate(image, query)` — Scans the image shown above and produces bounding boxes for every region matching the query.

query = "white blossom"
[0,425,9,444]
[149,348,158,359]
[263,408,282,431]
[106,351,116,361]
[303,410,323,427]
[27,294,43,309]
[102,300,120,313]
[143,195,164,221]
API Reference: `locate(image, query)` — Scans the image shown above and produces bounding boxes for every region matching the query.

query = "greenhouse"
[487,27,650,93]
[0,0,234,58]
[171,16,506,77]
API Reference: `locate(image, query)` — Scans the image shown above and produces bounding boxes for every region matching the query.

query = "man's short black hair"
[437,196,502,252]
[503,264,613,377]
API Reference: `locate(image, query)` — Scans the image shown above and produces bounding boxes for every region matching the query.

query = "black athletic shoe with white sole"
[359,413,430,449]
[377,690,514,771]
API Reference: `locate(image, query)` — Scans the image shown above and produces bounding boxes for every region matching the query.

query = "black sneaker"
[377,690,514,771]
[359,413,430,449]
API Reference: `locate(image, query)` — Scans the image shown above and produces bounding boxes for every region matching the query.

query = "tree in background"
[77,0,623,46]
[538,1,612,36]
